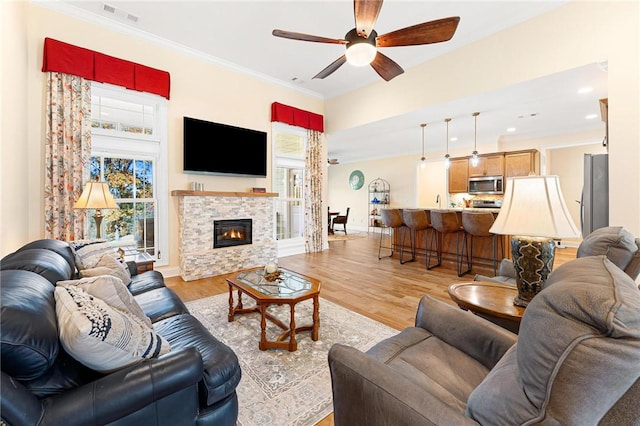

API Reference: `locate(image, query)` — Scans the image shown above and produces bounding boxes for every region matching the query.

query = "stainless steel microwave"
[468,175,504,195]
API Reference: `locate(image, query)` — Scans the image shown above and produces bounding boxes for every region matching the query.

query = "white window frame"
[90,82,169,266]
[272,122,307,257]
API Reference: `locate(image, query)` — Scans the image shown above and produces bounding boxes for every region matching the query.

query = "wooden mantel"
[171,190,278,197]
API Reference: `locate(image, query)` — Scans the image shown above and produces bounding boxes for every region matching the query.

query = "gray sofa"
[329,234,640,425]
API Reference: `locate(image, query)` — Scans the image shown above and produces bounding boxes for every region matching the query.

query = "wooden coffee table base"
[227,288,320,352]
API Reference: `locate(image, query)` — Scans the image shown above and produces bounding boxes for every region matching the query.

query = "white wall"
[1,1,29,257]
[2,3,324,267]
[328,155,419,231]
[326,0,640,236]
[416,160,447,209]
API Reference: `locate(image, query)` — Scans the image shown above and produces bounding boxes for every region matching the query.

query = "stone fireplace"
[213,219,252,249]
[172,190,278,281]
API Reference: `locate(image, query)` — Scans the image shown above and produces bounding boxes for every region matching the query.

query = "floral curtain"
[44,72,92,240]
[304,129,324,253]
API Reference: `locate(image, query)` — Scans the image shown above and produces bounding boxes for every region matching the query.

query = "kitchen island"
[391,208,507,277]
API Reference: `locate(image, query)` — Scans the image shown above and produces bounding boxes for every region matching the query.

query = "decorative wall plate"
[349,170,364,190]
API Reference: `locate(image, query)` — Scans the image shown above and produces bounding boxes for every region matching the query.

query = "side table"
[448,281,524,334]
[121,246,155,274]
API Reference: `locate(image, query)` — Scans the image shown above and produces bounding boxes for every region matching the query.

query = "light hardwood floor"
[165,234,577,426]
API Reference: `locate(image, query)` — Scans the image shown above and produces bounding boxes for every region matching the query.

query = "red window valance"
[271,102,324,132]
[42,38,171,100]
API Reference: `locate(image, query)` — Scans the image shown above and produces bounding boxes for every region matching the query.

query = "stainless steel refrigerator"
[581,153,609,238]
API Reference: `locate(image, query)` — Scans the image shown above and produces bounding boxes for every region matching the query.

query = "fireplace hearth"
[214,219,252,248]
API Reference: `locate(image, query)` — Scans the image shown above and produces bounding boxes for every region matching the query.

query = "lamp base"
[93,210,104,239]
[511,236,556,307]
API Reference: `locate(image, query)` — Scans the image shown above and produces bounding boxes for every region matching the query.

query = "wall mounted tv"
[183,116,268,177]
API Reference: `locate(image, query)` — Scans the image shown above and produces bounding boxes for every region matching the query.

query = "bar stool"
[400,209,431,265]
[427,210,469,276]
[378,208,405,260]
[461,211,503,276]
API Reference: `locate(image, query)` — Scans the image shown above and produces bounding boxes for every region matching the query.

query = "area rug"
[186,294,397,426]
[327,231,368,242]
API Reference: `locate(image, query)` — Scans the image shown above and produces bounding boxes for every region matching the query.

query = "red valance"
[42,38,170,100]
[271,102,324,132]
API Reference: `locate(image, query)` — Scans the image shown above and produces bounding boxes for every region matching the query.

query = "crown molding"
[33,1,324,100]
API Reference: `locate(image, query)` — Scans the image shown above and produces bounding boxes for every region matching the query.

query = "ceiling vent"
[103,3,139,24]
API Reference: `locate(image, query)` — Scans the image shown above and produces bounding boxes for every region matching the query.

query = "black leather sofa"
[1,239,241,426]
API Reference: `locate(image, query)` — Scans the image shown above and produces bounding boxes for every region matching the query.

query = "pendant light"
[420,123,427,169]
[444,118,451,169]
[471,112,480,167]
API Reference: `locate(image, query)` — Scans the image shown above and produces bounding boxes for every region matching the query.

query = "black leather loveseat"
[1,239,241,426]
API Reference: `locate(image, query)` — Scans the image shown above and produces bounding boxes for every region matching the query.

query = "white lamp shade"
[490,175,579,238]
[73,181,119,210]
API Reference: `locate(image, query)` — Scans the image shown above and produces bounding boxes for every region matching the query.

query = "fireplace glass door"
[214,219,252,248]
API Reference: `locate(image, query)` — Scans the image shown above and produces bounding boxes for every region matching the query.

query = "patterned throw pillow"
[55,286,170,373]
[57,275,151,327]
[80,253,131,285]
[69,240,117,271]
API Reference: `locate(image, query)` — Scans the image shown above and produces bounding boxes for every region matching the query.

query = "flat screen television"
[183,116,268,177]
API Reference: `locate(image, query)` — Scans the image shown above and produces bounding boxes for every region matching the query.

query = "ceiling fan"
[272,0,460,81]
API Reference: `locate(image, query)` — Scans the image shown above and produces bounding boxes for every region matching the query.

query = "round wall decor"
[349,170,364,190]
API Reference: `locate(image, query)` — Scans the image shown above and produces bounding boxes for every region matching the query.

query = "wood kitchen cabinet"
[448,158,469,193]
[468,154,504,177]
[504,149,539,177]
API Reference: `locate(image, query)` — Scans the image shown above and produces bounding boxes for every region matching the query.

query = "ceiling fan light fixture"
[346,43,377,66]
[345,29,377,67]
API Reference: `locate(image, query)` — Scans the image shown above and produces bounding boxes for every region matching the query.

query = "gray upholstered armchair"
[328,253,640,425]
[474,226,640,284]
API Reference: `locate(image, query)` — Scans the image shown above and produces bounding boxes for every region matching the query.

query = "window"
[272,124,306,242]
[88,83,168,264]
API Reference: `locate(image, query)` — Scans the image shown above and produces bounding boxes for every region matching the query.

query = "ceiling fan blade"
[313,55,347,79]
[272,29,347,45]
[376,17,460,48]
[370,52,404,81]
[354,0,383,38]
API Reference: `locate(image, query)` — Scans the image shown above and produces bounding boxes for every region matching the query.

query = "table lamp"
[73,180,119,238]
[490,175,579,307]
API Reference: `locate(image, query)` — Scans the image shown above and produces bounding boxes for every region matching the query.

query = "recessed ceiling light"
[506,127,516,132]
[450,137,458,142]
[585,113,598,120]
[578,87,593,94]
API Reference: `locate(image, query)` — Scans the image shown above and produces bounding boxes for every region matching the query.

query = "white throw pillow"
[80,253,131,285]
[57,275,151,327]
[55,285,170,373]
[69,240,117,270]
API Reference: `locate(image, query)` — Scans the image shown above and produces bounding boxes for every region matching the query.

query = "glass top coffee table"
[226,267,321,351]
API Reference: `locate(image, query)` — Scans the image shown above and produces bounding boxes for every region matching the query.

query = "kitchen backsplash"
[449,193,504,208]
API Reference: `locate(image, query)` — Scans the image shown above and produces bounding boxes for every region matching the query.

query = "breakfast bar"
[390,207,507,277]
